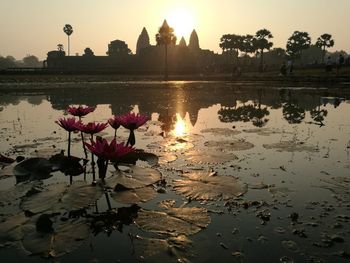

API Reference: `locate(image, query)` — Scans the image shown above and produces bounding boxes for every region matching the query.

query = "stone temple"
[46,24,225,74]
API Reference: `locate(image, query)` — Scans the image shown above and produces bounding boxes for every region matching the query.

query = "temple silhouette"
[46,22,223,74]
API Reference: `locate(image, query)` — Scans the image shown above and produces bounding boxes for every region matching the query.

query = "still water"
[0,82,349,262]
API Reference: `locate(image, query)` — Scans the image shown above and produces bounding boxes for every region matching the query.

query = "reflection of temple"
[46,24,222,74]
[4,83,345,128]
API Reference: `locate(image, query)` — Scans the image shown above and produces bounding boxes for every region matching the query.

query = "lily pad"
[135,206,210,236]
[173,171,247,200]
[147,138,194,152]
[110,186,156,204]
[263,141,318,152]
[106,165,162,189]
[21,182,102,214]
[60,182,103,211]
[0,213,29,245]
[200,128,241,136]
[13,158,53,183]
[49,153,85,176]
[0,181,42,206]
[185,150,238,164]
[158,153,177,165]
[21,217,90,258]
[204,140,254,151]
[20,183,67,214]
[117,150,158,167]
[134,235,193,263]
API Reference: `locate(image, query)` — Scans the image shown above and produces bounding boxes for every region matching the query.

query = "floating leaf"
[60,182,103,211]
[110,186,156,204]
[204,140,254,151]
[158,153,177,165]
[185,150,238,164]
[134,235,193,263]
[200,128,241,136]
[0,154,15,165]
[242,128,288,136]
[147,138,194,152]
[106,165,162,189]
[263,141,318,152]
[117,150,158,167]
[173,171,247,200]
[20,183,67,214]
[0,163,16,180]
[135,206,210,236]
[0,181,42,206]
[0,213,29,245]
[13,158,53,183]
[21,217,89,258]
[49,153,84,176]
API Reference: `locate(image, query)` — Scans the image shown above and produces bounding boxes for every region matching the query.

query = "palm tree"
[286,31,311,59]
[255,29,273,72]
[156,20,176,80]
[315,34,335,63]
[57,44,64,51]
[63,24,73,56]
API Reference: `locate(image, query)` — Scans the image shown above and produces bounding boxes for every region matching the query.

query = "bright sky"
[1,0,349,60]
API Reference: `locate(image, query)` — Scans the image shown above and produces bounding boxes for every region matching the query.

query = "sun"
[166,8,195,39]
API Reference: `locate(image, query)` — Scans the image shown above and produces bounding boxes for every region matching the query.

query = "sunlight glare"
[173,114,187,137]
[166,7,195,39]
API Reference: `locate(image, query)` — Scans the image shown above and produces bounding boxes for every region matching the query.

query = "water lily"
[85,137,134,179]
[77,122,108,135]
[77,122,108,181]
[55,117,80,157]
[67,105,95,117]
[119,113,149,146]
[108,115,123,139]
[67,105,95,159]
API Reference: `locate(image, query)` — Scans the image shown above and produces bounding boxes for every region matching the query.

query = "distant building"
[46,24,225,74]
[136,27,150,55]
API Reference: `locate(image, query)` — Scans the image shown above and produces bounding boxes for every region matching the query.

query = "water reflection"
[172,114,187,137]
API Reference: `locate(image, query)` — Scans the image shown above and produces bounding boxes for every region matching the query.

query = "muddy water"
[0,82,350,263]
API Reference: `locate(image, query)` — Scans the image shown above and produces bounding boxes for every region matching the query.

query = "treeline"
[0,55,42,70]
[219,30,349,67]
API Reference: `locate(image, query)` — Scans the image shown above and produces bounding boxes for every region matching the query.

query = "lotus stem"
[91,134,96,182]
[114,129,117,140]
[126,129,135,146]
[79,117,88,159]
[105,191,112,210]
[68,131,71,157]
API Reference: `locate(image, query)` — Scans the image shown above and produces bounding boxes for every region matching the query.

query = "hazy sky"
[1,0,349,60]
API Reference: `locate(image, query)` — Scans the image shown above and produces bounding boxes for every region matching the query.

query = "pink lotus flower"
[119,112,149,130]
[85,138,134,161]
[77,122,108,135]
[55,117,80,132]
[67,105,95,117]
[108,115,123,130]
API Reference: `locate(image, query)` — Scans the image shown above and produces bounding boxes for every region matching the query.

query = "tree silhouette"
[315,34,335,63]
[83,47,94,56]
[286,31,311,59]
[63,24,73,56]
[57,44,64,51]
[240,35,256,56]
[156,20,176,80]
[254,29,273,71]
[219,34,242,60]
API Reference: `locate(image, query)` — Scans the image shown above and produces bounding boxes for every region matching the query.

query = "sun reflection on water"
[172,114,187,137]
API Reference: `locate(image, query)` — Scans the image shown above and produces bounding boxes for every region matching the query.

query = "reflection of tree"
[282,103,305,124]
[310,105,328,126]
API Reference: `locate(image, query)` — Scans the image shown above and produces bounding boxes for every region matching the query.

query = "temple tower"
[179,36,187,47]
[189,29,200,50]
[136,27,150,55]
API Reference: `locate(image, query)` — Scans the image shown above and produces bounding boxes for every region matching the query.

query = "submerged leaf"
[0,213,29,245]
[185,150,238,164]
[173,171,247,200]
[135,206,210,236]
[158,153,177,165]
[110,186,156,204]
[106,165,162,189]
[0,181,42,206]
[204,140,254,151]
[263,141,318,152]
[49,154,84,176]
